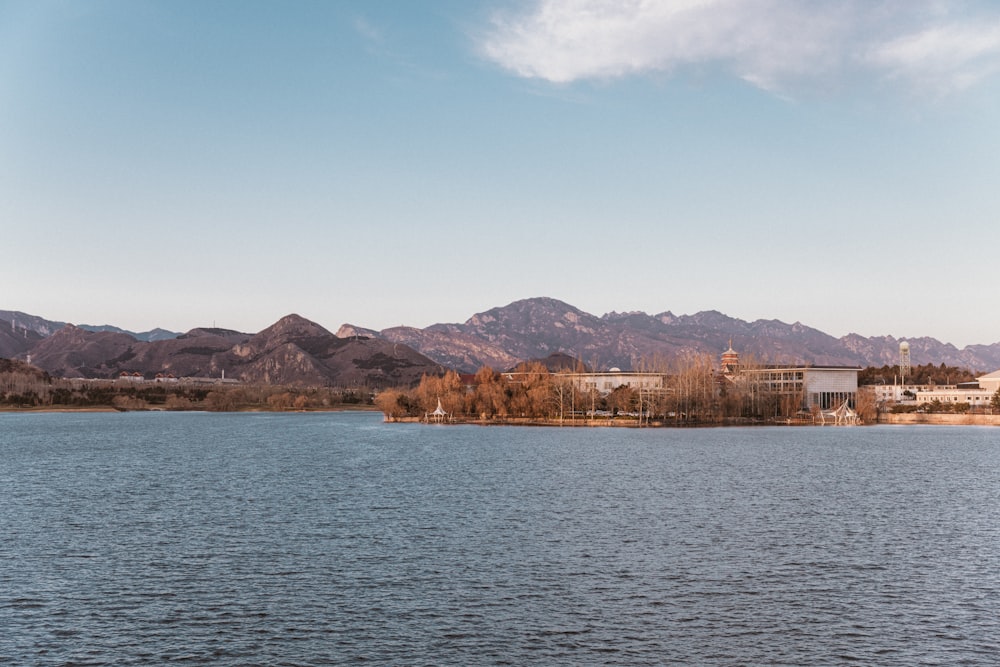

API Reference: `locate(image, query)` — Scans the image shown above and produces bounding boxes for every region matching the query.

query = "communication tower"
[899,341,911,384]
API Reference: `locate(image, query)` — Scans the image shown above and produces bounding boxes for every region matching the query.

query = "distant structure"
[720,344,861,412]
[899,341,911,384]
[562,370,665,395]
[720,339,740,374]
[427,397,448,423]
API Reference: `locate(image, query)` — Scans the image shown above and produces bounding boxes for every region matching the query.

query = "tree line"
[0,360,374,411]
[858,363,978,386]
[7,354,992,419]
[374,355,824,425]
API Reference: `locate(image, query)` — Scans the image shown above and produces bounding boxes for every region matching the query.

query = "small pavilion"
[427,398,448,423]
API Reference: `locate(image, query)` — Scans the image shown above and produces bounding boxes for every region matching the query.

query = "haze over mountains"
[3,298,1000,384]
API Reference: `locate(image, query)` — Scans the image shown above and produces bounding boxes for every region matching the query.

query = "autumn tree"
[855,386,878,423]
[669,352,717,422]
[374,389,416,420]
[0,361,51,406]
[268,392,293,410]
[859,363,977,386]
[504,362,552,417]
[549,373,576,422]
[633,355,672,423]
[414,370,465,417]
[205,389,240,411]
[470,366,508,420]
[605,384,636,416]
[112,394,147,411]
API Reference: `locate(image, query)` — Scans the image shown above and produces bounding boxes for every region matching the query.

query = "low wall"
[877,413,1000,426]
[391,413,1000,427]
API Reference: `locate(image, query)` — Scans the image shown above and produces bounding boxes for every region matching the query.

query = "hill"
[0,318,45,358]
[22,314,441,387]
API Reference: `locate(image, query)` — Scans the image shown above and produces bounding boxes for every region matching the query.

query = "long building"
[866,370,1000,410]
[720,344,860,410]
[554,345,860,412]
[561,370,666,395]
[913,387,994,408]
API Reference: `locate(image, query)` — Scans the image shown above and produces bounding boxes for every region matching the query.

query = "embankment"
[877,413,1000,426]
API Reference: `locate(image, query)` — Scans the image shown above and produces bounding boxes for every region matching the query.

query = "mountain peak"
[336,323,379,339]
[182,326,246,339]
[259,314,332,338]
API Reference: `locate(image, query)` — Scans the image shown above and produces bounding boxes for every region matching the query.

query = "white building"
[867,383,942,404]
[734,365,861,410]
[914,388,994,408]
[977,370,1000,393]
[559,371,666,395]
[720,346,860,410]
[867,370,1000,409]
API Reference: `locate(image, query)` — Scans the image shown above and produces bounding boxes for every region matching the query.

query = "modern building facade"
[731,365,860,410]
[720,346,860,410]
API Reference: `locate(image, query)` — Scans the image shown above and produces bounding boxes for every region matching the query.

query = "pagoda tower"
[720,339,740,375]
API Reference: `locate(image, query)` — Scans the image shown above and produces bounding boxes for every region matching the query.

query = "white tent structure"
[818,400,859,425]
[427,398,448,423]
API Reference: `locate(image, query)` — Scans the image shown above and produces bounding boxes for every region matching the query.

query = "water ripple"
[2,413,999,665]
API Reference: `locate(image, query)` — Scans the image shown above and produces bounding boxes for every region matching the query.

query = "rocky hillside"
[358,297,1000,373]
[21,314,441,387]
[0,318,44,358]
[339,324,519,373]
[8,299,1000,378]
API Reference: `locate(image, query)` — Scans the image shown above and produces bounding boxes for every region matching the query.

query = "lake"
[2,411,999,665]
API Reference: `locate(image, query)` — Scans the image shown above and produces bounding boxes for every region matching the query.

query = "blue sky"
[2,1,999,347]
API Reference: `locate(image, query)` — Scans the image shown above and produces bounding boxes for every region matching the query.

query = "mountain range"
[1,312,443,387]
[4,298,1000,384]
[0,310,179,342]
[339,297,1000,374]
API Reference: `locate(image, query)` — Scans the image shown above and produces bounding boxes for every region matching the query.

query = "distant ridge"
[356,297,1000,373]
[5,298,1000,378]
[18,313,440,387]
[0,310,180,342]
[78,324,180,342]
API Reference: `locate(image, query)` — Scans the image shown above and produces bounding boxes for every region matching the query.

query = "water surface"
[2,412,998,665]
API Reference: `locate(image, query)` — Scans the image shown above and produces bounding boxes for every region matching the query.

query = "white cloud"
[480,0,1000,95]
[868,21,1000,93]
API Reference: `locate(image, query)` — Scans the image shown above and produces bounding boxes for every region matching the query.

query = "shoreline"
[0,405,381,415]
[876,412,1000,426]
[387,414,1000,427]
[5,407,997,426]
[387,416,843,428]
